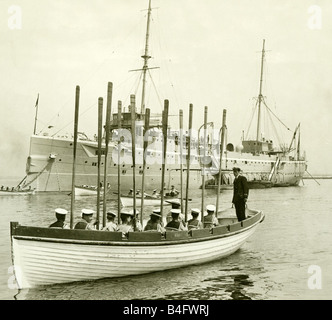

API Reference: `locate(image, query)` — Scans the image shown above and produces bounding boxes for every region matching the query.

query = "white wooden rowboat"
[10,208,264,289]
[0,189,35,196]
[120,194,177,207]
[74,185,108,196]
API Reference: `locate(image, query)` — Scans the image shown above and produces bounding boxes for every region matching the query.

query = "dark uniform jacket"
[232,175,249,203]
[49,220,67,228]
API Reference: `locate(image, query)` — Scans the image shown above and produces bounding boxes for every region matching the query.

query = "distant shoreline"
[303,176,332,179]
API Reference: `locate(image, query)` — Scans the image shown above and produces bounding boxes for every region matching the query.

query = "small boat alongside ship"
[0,187,35,196]
[74,184,110,196]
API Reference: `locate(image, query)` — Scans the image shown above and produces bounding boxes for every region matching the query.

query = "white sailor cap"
[129,209,140,216]
[120,209,135,216]
[166,199,181,209]
[107,211,117,217]
[170,208,181,215]
[151,208,162,218]
[206,204,216,212]
[191,208,201,215]
[81,209,95,216]
[55,208,68,215]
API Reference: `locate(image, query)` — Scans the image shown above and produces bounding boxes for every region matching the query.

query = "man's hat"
[170,208,181,216]
[151,208,162,218]
[191,208,201,216]
[232,167,241,172]
[120,209,135,216]
[81,208,95,217]
[166,199,181,209]
[206,204,216,212]
[129,209,140,216]
[106,211,116,218]
[55,208,68,215]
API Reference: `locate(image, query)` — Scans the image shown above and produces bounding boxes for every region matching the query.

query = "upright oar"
[130,95,137,230]
[201,106,208,219]
[216,109,227,212]
[96,97,104,230]
[179,109,184,210]
[102,82,113,228]
[185,104,193,222]
[160,100,169,221]
[70,86,80,229]
[117,101,122,224]
[140,108,150,223]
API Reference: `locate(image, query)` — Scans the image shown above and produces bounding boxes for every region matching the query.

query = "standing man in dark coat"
[232,167,249,222]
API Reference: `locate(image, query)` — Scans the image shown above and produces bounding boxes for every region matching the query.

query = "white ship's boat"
[120,194,178,207]
[0,188,35,196]
[74,185,110,196]
[17,3,306,193]
[10,208,264,289]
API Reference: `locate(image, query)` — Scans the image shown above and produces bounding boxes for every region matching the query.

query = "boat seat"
[128,231,162,242]
[164,227,180,232]
[189,228,211,238]
[165,230,188,240]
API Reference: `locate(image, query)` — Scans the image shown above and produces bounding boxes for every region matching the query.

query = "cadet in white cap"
[144,208,165,233]
[102,211,118,232]
[204,204,219,228]
[74,209,96,230]
[165,199,181,223]
[49,208,69,229]
[128,209,143,231]
[188,208,204,231]
[165,208,188,231]
[117,210,134,237]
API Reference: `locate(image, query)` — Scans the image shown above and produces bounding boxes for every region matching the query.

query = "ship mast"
[140,0,152,115]
[256,39,265,142]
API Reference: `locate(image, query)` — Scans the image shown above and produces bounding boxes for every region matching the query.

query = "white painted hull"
[11,210,264,288]
[74,186,102,196]
[120,196,174,207]
[0,190,35,196]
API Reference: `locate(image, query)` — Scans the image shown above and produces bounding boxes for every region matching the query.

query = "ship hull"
[22,135,307,192]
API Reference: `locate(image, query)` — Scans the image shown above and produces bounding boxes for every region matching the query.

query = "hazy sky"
[1,0,331,179]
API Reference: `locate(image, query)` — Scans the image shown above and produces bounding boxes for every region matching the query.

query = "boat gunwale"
[10,211,263,246]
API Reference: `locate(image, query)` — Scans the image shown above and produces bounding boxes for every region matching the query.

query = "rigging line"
[51,101,98,137]
[262,98,291,131]
[245,98,258,140]
[266,107,282,146]
[147,69,163,109]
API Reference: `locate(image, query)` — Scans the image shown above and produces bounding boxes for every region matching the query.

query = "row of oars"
[69,83,227,229]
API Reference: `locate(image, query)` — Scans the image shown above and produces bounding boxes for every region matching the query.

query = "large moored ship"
[18,2,307,192]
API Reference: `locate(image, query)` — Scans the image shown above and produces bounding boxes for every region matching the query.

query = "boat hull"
[10,210,263,288]
[0,190,35,196]
[120,196,176,207]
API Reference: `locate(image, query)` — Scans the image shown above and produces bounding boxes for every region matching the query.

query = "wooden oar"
[96,97,103,230]
[179,109,184,212]
[140,108,150,224]
[70,86,80,229]
[160,100,169,221]
[201,106,208,222]
[130,95,137,230]
[117,101,122,224]
[216,109,227,213]
[102,82,113,227]
[185,104,193,222]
